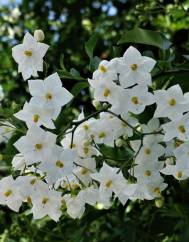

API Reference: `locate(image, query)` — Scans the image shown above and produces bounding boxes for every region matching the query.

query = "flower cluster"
[1,31,189,221]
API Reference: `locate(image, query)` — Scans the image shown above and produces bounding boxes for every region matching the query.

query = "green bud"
[115,138,124,147]
[155,197,164,208]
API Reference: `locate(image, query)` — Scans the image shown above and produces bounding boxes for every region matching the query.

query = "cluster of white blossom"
[1,30,189,221]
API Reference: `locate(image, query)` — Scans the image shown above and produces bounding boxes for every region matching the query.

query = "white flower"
[88,78,122,107]
[141,118,163,142]
[74,158,96,186]
[12,153,26,171]
[16,175,47,200]
[131,136,165,163]
[0,122,15,143]
[91,162,132,205]
[146,177,167,199]
[14,126,56,165]
[133,161,164,184]
[38,145,76,184]
[28,73,73,118]
[161,164,189,180]
[63,193,85,219]
[118,46,156,88]
[114,85,154,115]
[154,85,189,120]
[31,188,62,221]
[0,176,22,212]
[174,142,189,164]
[162,113,189,141]
[92,59,118,82]
[14,100,56,129]
[12,32,49,80]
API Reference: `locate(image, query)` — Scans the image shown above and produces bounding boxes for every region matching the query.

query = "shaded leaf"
[118,27,172,50]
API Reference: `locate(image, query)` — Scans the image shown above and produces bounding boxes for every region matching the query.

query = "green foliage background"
[1,0,189,241]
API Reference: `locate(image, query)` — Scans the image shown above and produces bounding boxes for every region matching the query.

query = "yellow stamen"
[83,147,89,154]
[69,143,76,149]
[24,50,32,57]
[99,65,107,73]
[83,124,89,130]
[131,64,138,71]
[178,125,186,133]
[168,98,176,106]
[80,167,88,175]
[105,180,113,188]
[176,171,183,179]
[4,189,12,197]
[103,89,110,97]
[56,160,64,168]
[153,187,161,195]
[45,93,53,100]
[35,143,43,150]
[131,96,139,105]
[30,179,37,185]
[145,170,151,176]
[33,114,39,123]
[42,197,49,205]
[144,148,151,155]
[27,196,32,204]
[98,132,106,138]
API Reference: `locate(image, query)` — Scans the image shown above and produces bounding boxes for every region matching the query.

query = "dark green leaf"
[118,27,172,50]
[71,82,89,97]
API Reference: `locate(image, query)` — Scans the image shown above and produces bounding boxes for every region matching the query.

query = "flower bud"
[115,138,124,148]
[102,102,109,109]
[34,29,45,42]
[155,197,164,208]
[92,100,101,109]
[123,134,128,140]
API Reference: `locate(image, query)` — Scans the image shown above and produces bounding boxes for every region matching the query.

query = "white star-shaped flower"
[12,32,49,80]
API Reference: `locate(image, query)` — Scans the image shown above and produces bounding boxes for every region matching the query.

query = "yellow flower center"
[131,96,139,105]
[168,98,176,106]
[4,189,12,197]
[42,197,49,205]
[56,160,64,168]
[80,167,88,175]
[27,196,32,204]
[105,180,113,188]
[178,125,186,133]
[69,143,76,149]
[153,187,161,195]
[30,179,37,185]
[99,65,107,73]
[24,50,32,57]
[176,171,183,179]
[35,143,43,150]
[83,124,89,130]
[83,146,89,154]
[98,132,106,138]
[33,114,39,123]
[145,170,151,176]
[103,89,110,97]
[131,64,138,71]
[144,148,151,155]
[45,93,53,100]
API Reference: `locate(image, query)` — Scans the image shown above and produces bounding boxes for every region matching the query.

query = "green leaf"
[58,69,86,81]
[70,68,81,78]
[60,54,66,70]
[85,33,99,71]
[85,33,98,60]
[71,82,89,97]
[118,27,172,50]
